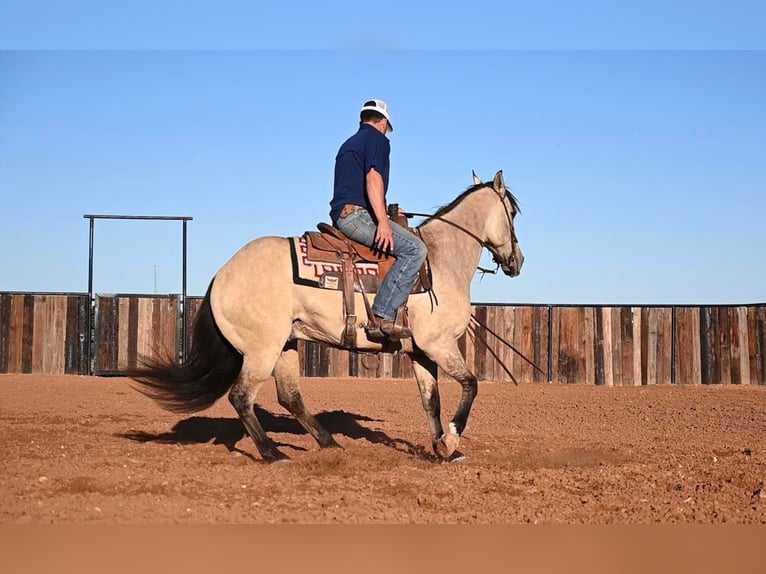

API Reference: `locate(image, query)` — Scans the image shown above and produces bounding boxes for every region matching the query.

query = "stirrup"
[364,307,411,341]
[363,320,387,341]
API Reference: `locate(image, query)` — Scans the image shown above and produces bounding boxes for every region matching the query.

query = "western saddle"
[302,214,430,348]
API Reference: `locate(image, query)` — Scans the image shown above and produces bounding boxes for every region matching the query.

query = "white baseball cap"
[360,99,393,132]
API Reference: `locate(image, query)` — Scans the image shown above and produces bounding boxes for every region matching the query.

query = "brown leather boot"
[365,307,411,341]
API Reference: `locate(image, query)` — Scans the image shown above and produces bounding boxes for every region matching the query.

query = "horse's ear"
[472,170,482,185]
[492,170,505,195]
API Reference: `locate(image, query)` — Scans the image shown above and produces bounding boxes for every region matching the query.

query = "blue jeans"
[335,208,428,321]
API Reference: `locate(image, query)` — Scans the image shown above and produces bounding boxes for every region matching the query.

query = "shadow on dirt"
[118,407,434,461]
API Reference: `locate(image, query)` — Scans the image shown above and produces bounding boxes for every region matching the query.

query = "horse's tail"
[129,278,243,413]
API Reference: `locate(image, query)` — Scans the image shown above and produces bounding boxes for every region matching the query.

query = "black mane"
[423,182,521,225]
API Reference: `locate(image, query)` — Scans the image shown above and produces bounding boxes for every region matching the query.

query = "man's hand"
[375,219,394,253]
[366,167,394,252]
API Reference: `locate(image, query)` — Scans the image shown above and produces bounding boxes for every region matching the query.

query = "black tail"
[129,279,243,413]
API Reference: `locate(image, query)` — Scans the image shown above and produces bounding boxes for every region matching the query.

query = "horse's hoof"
[321,439,343,450]
[264,451,291,464]
[434,432,460,458]
[446,451,467,464]
[270,457,292,465]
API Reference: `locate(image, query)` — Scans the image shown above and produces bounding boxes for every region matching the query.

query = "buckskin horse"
[130,170,523,462]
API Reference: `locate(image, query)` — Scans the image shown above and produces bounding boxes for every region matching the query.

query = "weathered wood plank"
[617,307,631,386]
[473,306,488,380]
[675,307,702,385]
[0,294,10,373]
[631,307,642,386]
[514,306,528,383]
[95,296,119,373]
[45,296,67,374]
[327,347,349,378]
[377,351,390,379]
[491,306,504,383]
[583,307,595,385]
[593,307,604,385]
[534,307,549,383]
[64,295,88,375]
[136,297,152,368]
[500,306,516,382]
[612,307,625,386]
[553,307,580,384]
[16,296,30,373]
[126,297,139,369]
[391,350,412,380]
[750,307,766,385]
[519,306,534,383]
[601,307,614,386]
[729,307,742,384]
[700,307,717,384]
[161,297,179,362]
[551,307,564,383]
[347,348,358,377]
[651,308,672,386]
[735,307,750,385]
[357,351,378,379]
[183,297,203,359]
[304,341,317,377]
[117,298,130,370]
[31,296,46,373]
[716,307,732,385]
[484,306,498,382]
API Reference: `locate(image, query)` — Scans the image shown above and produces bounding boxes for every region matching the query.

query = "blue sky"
[1,2,765,304]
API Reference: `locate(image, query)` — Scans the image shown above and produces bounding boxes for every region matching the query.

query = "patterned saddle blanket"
[288,223,430,294]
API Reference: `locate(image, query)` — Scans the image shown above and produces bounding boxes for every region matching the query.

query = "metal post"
[87,217,95,375]
[181,219,188,363]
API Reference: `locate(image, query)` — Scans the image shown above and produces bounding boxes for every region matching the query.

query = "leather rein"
[403,189,519,276]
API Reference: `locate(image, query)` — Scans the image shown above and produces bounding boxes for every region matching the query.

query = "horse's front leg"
[423,344,478,459]
[410,352,445,451]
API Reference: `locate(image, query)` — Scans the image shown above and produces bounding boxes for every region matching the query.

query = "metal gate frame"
[83,214,192,374]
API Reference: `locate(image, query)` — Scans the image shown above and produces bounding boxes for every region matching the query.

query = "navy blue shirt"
[330,123,390,223]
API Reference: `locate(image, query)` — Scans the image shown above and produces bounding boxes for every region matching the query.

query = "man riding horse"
[330,99,427,342]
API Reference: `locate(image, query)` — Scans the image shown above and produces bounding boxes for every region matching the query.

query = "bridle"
[404,186,519,275]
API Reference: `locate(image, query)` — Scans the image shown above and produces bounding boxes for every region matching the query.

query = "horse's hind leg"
[274,341,340,449]
[229,360,288,462]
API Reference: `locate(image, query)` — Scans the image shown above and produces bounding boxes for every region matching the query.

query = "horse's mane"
[420,182,521,227]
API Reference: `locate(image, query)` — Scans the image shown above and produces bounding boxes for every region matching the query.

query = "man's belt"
[339,204,366,219]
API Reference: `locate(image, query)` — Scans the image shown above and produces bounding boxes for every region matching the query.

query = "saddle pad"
[289,236,380,289]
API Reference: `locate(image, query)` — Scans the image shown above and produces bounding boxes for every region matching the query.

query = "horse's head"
[474,170,524,277]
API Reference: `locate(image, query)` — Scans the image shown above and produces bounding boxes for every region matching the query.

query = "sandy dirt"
[1,374,765,524]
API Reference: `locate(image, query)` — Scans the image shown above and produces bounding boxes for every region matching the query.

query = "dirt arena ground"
[1,374,765,524]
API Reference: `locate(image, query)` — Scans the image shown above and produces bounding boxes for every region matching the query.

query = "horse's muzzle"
[501,252,524,277]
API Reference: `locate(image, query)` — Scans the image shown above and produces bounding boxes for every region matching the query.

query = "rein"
[404,190,517,276]
[403,210,488,247]
[405,210,503,276]
[468,314,548,386]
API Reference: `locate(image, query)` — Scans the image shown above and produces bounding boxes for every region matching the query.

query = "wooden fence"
[0,293,89,375]
[1,292,765,384]
[92,294,180,375]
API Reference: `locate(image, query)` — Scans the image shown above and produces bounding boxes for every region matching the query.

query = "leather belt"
[339,204,366,219]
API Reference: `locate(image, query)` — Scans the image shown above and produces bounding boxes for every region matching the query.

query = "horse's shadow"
[120,407,434,462]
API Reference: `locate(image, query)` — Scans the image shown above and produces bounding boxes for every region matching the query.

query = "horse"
[130,170,523,462]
